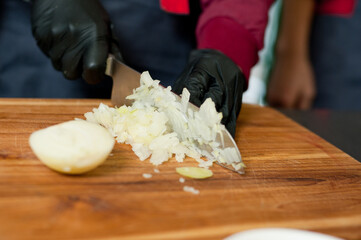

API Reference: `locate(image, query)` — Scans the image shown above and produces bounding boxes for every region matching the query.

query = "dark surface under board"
[279,109,361,163]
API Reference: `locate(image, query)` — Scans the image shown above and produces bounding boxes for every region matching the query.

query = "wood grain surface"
[0,98,360,240]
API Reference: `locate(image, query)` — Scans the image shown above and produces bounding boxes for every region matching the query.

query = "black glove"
[172,49,246,137]
[31,0,122,84]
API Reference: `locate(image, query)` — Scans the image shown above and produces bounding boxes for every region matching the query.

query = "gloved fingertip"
[83,45,108,84]
[83,36,109,73]
[82,66,106,84]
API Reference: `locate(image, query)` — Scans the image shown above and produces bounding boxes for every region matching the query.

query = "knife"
[105,54,244,174]
[106,54,140,106]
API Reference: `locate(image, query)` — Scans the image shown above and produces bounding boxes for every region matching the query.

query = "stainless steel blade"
[105,54,243,174]
[184,102,244,174]
[106,54,140,106]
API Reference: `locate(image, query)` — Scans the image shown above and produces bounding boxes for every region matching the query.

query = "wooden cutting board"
[0,98,360,240]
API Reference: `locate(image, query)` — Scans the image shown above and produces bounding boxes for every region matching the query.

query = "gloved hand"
[172,49,246,137]
[31,0,122,84]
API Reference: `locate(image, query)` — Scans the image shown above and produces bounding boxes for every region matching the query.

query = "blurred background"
[244,0,361,162]
[245,0,361,111]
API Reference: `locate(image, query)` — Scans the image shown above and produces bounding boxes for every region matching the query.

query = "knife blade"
[106,54,140,106]
[105,54,244,174]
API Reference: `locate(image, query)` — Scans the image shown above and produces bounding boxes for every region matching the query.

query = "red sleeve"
[197,0,274,81]
[316,0,356,16]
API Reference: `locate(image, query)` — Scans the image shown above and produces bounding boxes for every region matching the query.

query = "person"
[267,0,361,110]
[242,0,282,106]
[0,0,273,135]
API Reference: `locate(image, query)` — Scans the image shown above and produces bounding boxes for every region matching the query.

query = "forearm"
[276,0,315,58]
[196,0,274,81]
[267,0,316,109]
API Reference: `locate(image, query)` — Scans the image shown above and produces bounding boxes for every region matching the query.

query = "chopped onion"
[183,186,200,195]
[176,167,213,179]
[84,71,244,171]
[142,173,152,179]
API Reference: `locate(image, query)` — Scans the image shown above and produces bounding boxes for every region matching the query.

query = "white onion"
[29,120,114,174]
[84,71,244,171]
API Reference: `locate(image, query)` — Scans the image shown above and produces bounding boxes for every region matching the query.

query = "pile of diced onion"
[85,71,244,171]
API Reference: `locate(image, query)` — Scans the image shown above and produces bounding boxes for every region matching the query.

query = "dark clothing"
[0,0,272,98]
[0,0,195,98]
[311,0,361,109]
